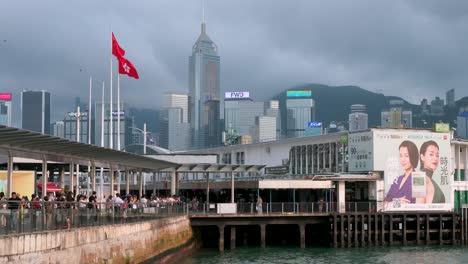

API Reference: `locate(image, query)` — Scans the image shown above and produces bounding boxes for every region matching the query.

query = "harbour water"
[177,246,468,264]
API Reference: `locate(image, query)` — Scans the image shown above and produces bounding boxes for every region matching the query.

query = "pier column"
[439,214,443,245]
[6,152,13,198]
[337,181,345,213]
[333,214,338,248]
[299,223,306,249]
[69,162,74,195]
[91,163,96,191]
[340,215,344,248]
[109,165,115,197]
[218,225,225,252]
[426,214,430,245]
[170,170,176,196]
[42,156,47,195]
[260,224,266,248]
[417,214,421,245]
[452,213,456,245]
[230,226,236,249]
[403,214,407,246]
[389,214,393,246]
[59,167,65,190]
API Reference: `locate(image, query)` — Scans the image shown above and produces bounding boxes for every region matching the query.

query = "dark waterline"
[177,246,468,264]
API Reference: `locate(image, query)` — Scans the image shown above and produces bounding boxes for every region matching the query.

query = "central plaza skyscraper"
[189,19,221,149]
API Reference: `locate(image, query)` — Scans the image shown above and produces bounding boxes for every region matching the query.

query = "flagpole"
[100,81,105,198]
[109,32,114,150]
[117,74,121,151]
[88,76,92,145]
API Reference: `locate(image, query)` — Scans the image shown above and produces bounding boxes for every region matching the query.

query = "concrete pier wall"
[0,216,192,264]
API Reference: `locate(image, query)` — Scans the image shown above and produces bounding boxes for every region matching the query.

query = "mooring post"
[361,214,365,247]
[260,224,266,248]
[299,223,306,249]
[389,214,393,246]
[333,214,338,248]
[340,214,344,248]
[452,213,456,245]
[417,214,421,245]
[426,214,430,245]
[219,225,225,252]
[231,226,236,250]
[439,214,443,246]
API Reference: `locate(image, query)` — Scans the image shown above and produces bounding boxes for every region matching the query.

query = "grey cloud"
[1,0,468,126]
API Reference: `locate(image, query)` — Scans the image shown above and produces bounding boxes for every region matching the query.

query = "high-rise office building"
[159,92,191,151]
[349,104,368,132]
[94,102,131,150]
[446,89,455,108]
[284,90,315,138]
[265,100,281,139]
[160,108,191,151]
[21,90,50,134]
[457,112,468,139]
[224,93,279,143]
[189,19,221,148]
[381,109,413,128]
[255,116,276,142]
[431,97,444,116]
[420,98,430,115]
[0,93,12,127]
[52,121,65,138]
[163,93,189,123]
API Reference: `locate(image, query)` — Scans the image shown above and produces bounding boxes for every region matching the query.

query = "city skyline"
[2,1,468,127]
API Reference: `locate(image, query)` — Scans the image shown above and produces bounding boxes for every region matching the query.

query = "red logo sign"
[0,93,12,101]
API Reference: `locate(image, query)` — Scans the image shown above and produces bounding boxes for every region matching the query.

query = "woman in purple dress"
[384,141,419,204]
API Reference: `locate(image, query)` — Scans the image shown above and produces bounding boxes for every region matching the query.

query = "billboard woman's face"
[399,146,413,171]
[421,145,439,171]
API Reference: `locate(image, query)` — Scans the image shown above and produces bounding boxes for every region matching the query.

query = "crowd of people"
[0,190,186,233]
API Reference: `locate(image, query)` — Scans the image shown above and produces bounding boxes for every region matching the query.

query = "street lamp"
[130,123,147,154]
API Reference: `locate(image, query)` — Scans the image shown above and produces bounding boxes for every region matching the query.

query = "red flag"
[112,32,125,58]
[118,56,139,79]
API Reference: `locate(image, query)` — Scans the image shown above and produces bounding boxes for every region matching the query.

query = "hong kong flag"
[112,32,125,58]
[118,56,139,79]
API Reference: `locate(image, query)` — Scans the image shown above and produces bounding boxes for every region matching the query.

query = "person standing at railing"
[43,196,53,229]
[31,194,41,230]
[0,192,7,229]
[88,191,98,224]
[256,196,263,214]
[7,192,21,232]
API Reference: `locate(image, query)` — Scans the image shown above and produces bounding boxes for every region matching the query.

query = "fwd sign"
[225,91,250,99]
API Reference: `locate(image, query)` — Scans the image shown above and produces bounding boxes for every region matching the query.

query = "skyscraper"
[159,92,191,151]
[284,90,315,138]
[189,19,221,148]
[349,104,368,132]
[381,100,412,128]
[21,90,50,134]
[52,121,65,138]
[0,93,12,127]
[446,89,455,108]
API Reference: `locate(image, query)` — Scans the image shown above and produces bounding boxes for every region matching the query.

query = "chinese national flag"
[112,32,126,58]
[118,56,139,79]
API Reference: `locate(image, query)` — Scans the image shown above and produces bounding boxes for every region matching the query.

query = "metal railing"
[0,200,187,236]
[0,200,379,236]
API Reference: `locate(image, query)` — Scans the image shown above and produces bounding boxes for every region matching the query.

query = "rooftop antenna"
[201,0,206,33]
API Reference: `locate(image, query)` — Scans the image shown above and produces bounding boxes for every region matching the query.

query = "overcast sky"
[2,0,468,126]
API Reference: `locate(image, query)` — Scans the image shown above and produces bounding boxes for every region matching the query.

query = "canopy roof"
[0,125,176,171]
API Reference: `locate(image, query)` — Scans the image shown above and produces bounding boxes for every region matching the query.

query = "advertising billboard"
[350,129,452,211]
[286,90,312,97]
[0,171,35,197]
[224,91,250,99]
[0,93,12,101]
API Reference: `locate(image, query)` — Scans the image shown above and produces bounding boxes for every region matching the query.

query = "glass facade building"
[285,91,315,138]
[189,22,221,148]
[21,90,50,134]
[0,100,12,127]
